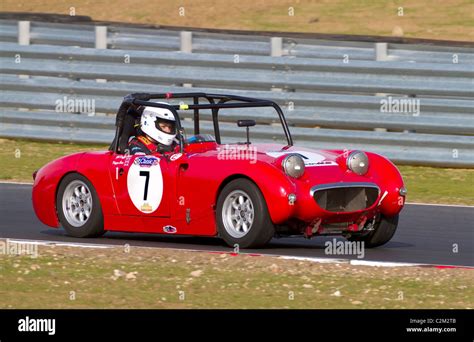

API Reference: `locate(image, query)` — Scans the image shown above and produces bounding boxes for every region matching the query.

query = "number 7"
[139,170,150,200]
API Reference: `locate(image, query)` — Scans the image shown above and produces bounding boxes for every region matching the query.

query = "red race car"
[32,93,407,248]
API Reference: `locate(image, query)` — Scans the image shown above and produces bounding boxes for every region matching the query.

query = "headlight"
[346,151,369,175]
[282,154,305,178]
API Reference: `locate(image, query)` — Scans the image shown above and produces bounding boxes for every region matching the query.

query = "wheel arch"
[214,175,275,248]
[215,174,260,208]
[214,170,295,224]
[32,153,85,228]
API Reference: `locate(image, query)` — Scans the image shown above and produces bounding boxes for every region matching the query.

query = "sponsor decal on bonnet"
[266,151,338,166]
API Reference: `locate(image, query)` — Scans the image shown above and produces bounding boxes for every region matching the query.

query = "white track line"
[278,254,473,268]
[279,255,348,264]
[279,255,423,267]
[350,259,423,267]
[3,238,227,254]
[3,238,472,269]
[4,238,114,249]
[0,181,33,185]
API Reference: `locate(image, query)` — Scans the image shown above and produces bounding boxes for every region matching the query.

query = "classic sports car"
[32,93,406,248]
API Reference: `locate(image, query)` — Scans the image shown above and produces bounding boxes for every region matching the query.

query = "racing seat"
[109,107,142,154]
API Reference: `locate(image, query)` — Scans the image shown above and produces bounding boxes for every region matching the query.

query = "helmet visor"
[155,118,176,135]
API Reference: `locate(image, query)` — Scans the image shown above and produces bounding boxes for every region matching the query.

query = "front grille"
[312,185,379,212]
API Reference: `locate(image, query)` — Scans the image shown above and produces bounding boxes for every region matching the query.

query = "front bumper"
[290,180,404,224]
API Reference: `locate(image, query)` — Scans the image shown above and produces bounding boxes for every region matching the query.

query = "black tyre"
[348,214,399,248]
[216,178,275,248]
[56,173,105,238]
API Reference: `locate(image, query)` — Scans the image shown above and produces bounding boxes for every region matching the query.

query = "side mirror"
[237,119,256,127]
[237,119,256,144]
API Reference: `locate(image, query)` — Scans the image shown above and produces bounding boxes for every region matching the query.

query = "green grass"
[398,165,474,205]
[1,138,472,205]
[0,138,106,182]
[0,243,472,309]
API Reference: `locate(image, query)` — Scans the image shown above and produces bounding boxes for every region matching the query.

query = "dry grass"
[0,242,472,308]
[0,0,473,41]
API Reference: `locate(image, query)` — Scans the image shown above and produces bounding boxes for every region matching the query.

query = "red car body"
[32,145,404,233]
[32,92,406,247]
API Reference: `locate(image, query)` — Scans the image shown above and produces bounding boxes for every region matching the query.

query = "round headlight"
[282,154,305,178]
[347,151,369,175]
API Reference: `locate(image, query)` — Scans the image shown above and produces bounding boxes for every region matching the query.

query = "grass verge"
[0,138,472,205]
[0,242,472,309]
[0,0,473,41]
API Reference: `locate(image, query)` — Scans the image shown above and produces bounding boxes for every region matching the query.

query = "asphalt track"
[0,183,472,267]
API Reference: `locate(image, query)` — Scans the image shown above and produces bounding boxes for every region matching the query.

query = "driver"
[126,104,177,155]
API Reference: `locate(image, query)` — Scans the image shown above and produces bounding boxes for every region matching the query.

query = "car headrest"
[110,107,142,154]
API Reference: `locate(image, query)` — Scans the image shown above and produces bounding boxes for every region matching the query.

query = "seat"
[109,107,142,154]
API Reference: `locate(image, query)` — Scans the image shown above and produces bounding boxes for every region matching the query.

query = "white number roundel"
[127,156,163,213]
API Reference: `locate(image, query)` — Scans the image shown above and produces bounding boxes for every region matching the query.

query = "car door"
[109,153,170,217]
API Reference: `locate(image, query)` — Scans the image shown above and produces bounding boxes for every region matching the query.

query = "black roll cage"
[112,92,293,154]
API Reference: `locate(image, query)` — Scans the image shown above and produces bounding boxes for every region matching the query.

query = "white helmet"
[140,103,176,146]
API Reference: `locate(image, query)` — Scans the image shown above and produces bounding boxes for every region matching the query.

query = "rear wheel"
[56,173,105,238]
[216,179,274,248]
[348,214,399,248]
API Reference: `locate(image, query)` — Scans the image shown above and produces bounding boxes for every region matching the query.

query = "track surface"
[0,183,472,266]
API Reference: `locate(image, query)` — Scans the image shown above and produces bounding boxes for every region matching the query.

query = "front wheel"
[216,179,275,248]
[56,173,105,238]
[348,214,399,248]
